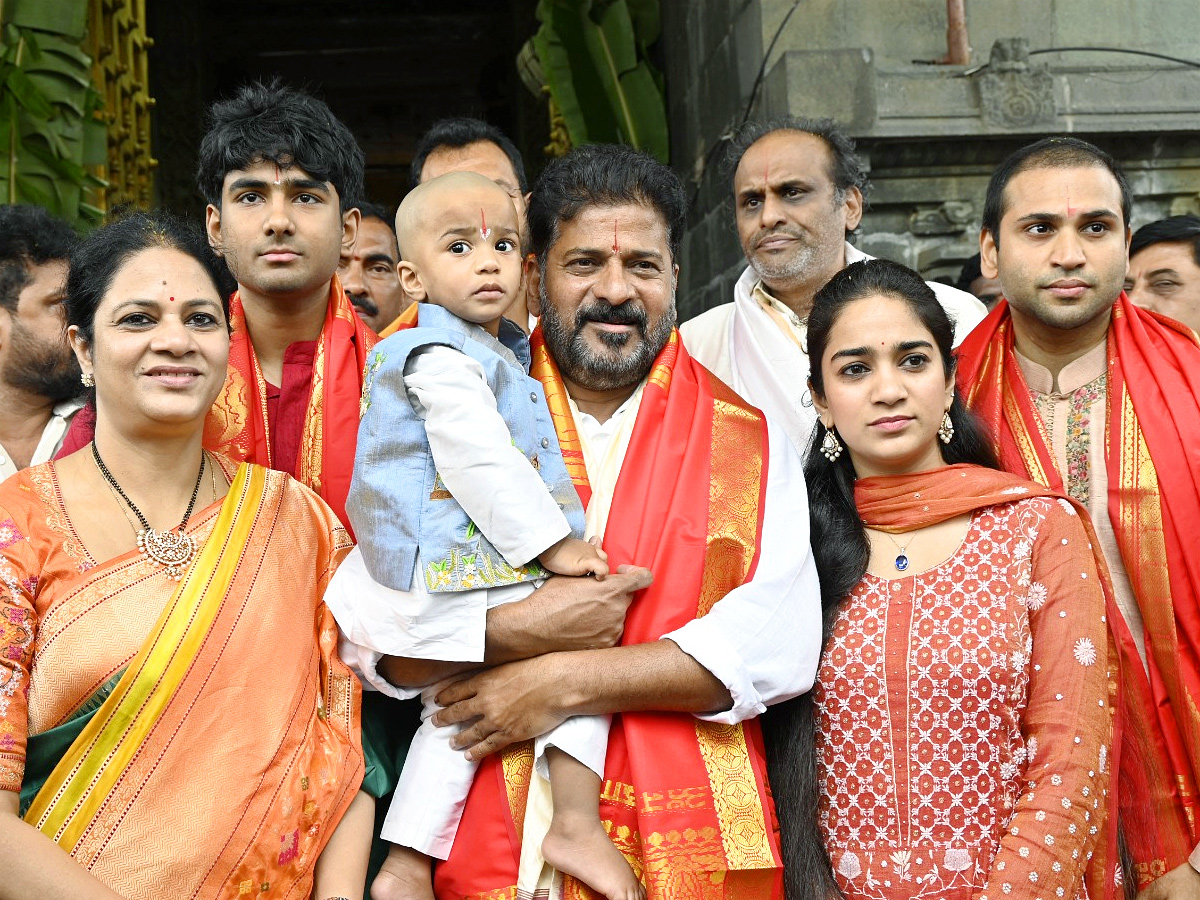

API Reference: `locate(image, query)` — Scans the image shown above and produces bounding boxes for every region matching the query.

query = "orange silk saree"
[0,461,362,899]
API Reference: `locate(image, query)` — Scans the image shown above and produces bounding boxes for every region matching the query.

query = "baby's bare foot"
[370,845,436,900]
[541,810,645,900]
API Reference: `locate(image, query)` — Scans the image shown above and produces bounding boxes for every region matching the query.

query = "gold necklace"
[92,443,205,580]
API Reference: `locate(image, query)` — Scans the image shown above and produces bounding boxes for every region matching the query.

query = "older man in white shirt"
[0,205,83,480]
[328,144,821,898]
[682,117,986,455]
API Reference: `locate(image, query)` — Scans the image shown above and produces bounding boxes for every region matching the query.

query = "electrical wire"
[687,0,803,208]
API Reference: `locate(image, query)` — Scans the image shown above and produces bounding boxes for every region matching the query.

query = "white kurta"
[680,245,988,456]
[330,359,824,862]
[324,345,606,858]
[0,397,85,481]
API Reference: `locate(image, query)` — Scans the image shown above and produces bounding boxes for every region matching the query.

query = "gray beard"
[748,240,818,284]
[538,283,676,392]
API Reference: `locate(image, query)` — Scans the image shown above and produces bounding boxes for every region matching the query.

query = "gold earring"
[938,411,955,444]
[820,428,843,462]
[81,372,95,388]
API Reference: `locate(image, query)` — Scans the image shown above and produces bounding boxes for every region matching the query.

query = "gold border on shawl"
[696,398,762,618]
[502,741,535,843]
[1113,381,1200,843]
[298,337,327,492]
[1002,388,1052,487]
[24,466,262,849]
[693,390,773,868]
[529,336,589,491]
[695,721,775,868]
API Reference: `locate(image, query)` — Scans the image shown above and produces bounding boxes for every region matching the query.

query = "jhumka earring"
[820,428,843,462]
[938,411,955,444]
[81,371,95,388]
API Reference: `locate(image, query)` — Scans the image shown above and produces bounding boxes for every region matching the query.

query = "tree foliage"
[0,0,106,226]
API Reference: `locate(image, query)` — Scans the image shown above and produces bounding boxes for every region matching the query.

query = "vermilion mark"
[169,296,175,302]
[1066,191,1074,217]
[480,207,491,241]
[273,163,282,186]
[612,222,620,254]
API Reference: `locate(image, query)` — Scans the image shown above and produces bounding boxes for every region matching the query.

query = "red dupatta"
[203,275,377,527]
[957,296,1200,886]
[434,329,783,898]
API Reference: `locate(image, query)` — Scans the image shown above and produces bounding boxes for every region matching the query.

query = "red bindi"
[169,296,175,302]
[612,221,620,254]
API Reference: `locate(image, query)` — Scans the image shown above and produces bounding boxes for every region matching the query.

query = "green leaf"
[15,171,54,208]
[8,0,88,42]
[616,63,668,161]
[5,65,54,118]
[626,0,661,47]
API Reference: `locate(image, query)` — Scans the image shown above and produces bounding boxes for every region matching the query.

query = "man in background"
[0,205,82,478]
[1125,213,1200,336]
[681,116,986,455]
[408,117,534,331]
[341,201,410,332]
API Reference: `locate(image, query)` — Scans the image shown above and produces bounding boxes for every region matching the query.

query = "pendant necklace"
[92,442,206,580]
[875,529,917,572]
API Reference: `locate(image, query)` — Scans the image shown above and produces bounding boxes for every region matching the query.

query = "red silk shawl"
[956,296,1200,886]
[434,329,783,899]
[203,276,377,528]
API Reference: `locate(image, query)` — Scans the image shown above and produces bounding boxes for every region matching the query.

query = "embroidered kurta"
[816,496,1111,900]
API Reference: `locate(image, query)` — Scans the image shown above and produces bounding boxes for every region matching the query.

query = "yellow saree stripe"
[25,465,263,848]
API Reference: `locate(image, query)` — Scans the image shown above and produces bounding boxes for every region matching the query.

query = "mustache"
[751,226,803,247]
[575,301,647,330]
[347,292,378,318]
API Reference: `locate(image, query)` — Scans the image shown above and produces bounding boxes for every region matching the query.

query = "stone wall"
[663,0,1200,320]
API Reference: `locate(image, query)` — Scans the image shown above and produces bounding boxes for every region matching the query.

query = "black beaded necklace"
[91,441,205,580]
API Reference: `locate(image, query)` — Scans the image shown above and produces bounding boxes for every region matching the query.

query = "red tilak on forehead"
[480,207,491,240]
[612,221,620,254]
[273,163,282,186]
[1066,191,1074,217]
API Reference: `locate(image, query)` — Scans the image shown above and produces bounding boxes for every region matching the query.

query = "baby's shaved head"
[395,171,516,259]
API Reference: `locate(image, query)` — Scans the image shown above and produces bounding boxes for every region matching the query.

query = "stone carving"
[979,38,1055,130]
[910,200,976,236]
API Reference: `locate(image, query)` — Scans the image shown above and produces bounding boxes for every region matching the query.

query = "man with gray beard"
[681,117,985,454]
[0,205,82,479]
[339,144,821,897]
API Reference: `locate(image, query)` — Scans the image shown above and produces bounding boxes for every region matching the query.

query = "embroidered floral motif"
[0,600,33,718]
[0,519,23,550]
[1073,637,1097,666]
[359,350,387,418]
[1025,581,1048,611]
[278,828,299,866]
[1063,375,1104,505]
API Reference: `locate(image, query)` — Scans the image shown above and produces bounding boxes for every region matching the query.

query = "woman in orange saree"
[0,212,367,900]
[777,259,1125,900]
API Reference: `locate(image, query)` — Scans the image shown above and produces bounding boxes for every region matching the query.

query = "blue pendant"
[895,553,909,571]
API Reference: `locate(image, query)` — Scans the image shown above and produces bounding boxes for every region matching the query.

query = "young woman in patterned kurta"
[785,259,1122,900]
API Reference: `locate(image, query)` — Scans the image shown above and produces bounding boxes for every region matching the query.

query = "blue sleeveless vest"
[347,304,585,593]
